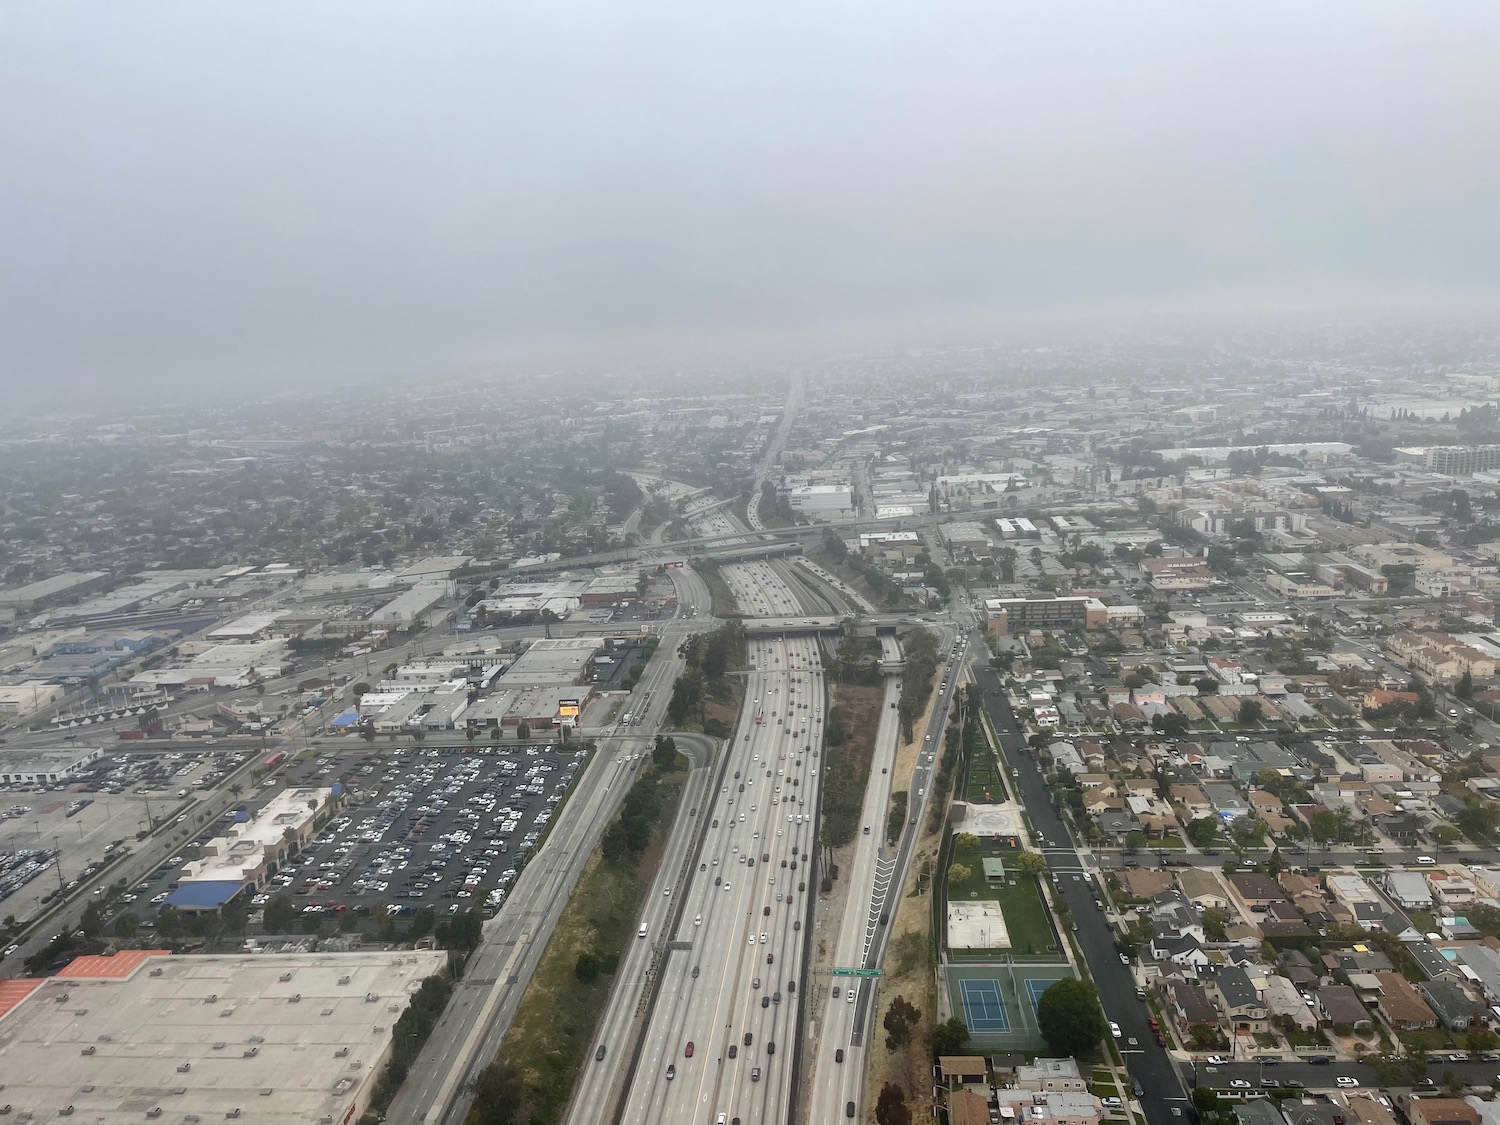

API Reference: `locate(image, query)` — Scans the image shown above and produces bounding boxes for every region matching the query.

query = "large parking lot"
[121,745,584,935]
[1,746,250,922]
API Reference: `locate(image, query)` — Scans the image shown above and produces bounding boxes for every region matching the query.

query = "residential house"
[1408,941,1463,983]
[1346,1093,1402,1125]
[1236,1102,1287,1125]
[993,1091,1101,1125]
[1235,1102,1289,1125]
[1151,890,1205,941]
[1204,782,1251,820]
[1327,872,1389,931]
[949,1089,993,1125]
[1318,984,1373,1030]
[1171,783,1213,820]
[1407,1099,1481,1125]
[1095,810,1143,841]
[1204,965,1270,1034]
[1015,1058,1087,1092]
[1385,871,1435,910]
[1374,972,1438,1030]
[1117,869,1174,899]
[1249,790,1294,833]
[1163,977,1222,1030]
[1177,868,1231,911]
[1454,945,1500,1004]
[1263,973,1319,1031]
[1429,872,1479,910]
[1152,932,1211,968]
[1418,979,1484,1030]
[1227,873,1289,916]
[939,1056,990,1088]
[1284,1105,1355,1125]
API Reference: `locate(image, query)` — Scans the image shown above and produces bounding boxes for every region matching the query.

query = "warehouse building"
[0,949,445,1125]
[0,746,105,784]
[370,582,448,628]
[0,570,111,610]
[498,637,606,687]
[786,484,855,520]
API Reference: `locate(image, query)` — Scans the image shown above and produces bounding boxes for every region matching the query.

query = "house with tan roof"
[1177,868,1230,911]
[1171,783,1212,819]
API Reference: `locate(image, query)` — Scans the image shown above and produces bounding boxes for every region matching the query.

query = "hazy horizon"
[4,1,1499,410]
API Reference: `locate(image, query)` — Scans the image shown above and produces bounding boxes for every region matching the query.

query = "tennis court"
[945,964,1077,1050]
[960,977,1010,1032]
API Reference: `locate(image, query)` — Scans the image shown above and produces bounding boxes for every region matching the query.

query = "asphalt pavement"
[973,665,1191,1125]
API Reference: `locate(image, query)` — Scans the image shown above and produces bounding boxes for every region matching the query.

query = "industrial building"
[0,680,67,717]
[370,582,448,628]
[0,949,445,1125]
[499,636,606,687]
[785,484,854,520]
[0,746,105,784]
[0,570,111,610]
[207,612,287,641]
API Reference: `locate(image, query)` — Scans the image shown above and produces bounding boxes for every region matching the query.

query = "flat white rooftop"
[0,950,445,1125]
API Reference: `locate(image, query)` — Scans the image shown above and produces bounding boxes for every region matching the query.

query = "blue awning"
[164,880,244,909]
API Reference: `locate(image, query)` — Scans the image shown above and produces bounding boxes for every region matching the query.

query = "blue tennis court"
[960,977,1010,1032]
[1026,977,1054,1015]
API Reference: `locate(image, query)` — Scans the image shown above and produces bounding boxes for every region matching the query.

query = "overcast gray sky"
[3,1,1498,407]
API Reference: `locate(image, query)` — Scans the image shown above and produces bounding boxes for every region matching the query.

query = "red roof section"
[0,978,44,1023]
[56,948,170,980]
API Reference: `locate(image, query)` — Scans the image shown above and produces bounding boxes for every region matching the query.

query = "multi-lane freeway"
[571,555,828,1125]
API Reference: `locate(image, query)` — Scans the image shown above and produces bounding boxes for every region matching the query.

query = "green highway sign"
[831,968,882,977]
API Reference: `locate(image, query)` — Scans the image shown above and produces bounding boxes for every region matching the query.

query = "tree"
[1192,1088,1222,1115]
[1186,817,1218,848]
[466,1059,527,1125]
[1036,978,1108,1057]
[930,1016,969,1056]
[516,723,530,742]
[1458,670,1475,700]
[948,863,973,886]
[113,912,139,939]
[352,681,371,699]
[1309,808,1343,846]
[652,735,679,771]
[883,995,921,1050]
[954,833,980,852]
[80,900,107,940]
[875,1083,913,1125]
[262,893,297,934]
[156,906,185,940]
[1202,907,1227,943]
[1014,851,1048,875]
[1237,699,1263,725]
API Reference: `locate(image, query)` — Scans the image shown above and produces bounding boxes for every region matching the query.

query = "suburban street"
[973,664,1191,1125]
